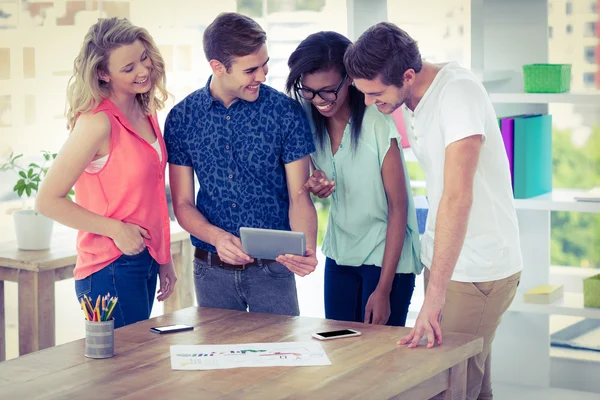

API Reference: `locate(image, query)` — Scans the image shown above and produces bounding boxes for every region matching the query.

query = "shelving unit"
[509,292,600,319]
[472,0,600,392]
[489,92,600,104]
[514,189,600,213]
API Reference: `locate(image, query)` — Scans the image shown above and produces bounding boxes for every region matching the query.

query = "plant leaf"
[17,187,24,197]
[19,170,27,179]
[25,186,32,197]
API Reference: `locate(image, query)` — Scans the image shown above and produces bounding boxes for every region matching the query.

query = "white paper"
[170,342,331,370]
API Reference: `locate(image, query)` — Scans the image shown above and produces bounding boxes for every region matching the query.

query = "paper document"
[170,342,332,370]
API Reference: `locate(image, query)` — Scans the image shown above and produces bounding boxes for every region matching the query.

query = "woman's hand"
[111,221,150,255]
[157,260,178,302]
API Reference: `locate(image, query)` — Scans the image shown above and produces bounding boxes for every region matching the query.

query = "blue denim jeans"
[193,255,299,316]
[324,257,415,326]
[74,248,159,329]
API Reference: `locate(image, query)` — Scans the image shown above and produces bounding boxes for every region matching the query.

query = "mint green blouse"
[310,105,422,274]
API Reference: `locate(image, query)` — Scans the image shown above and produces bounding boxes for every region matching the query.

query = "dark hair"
[203,12,266,71]
[286,31,365,152]
[344,22,422,87]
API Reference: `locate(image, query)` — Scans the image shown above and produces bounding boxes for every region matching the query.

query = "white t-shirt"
[402,62,522,282]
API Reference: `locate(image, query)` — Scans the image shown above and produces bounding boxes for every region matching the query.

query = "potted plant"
[0,151,74,250]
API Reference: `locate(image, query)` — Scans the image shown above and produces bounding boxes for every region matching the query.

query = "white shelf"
[410,180,426,189]
[473,69,514,83]
[489,92,600,105]
[514,189,600,213]
[509,292,600,319]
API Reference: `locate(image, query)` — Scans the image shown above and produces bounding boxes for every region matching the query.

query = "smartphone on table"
[149,324,194,334]
[312,329,361,340]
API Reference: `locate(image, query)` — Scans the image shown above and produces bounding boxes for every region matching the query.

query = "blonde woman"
[36,17,177,328]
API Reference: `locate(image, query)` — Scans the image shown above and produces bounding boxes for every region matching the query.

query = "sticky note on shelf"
[523,284,564,304]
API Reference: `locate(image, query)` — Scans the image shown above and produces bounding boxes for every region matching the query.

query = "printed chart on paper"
[170,342,332,370]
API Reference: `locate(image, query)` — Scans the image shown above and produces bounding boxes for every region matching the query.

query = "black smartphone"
[149,324,194,334]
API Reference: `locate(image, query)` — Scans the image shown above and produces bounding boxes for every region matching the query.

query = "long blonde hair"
[66,17,168,130]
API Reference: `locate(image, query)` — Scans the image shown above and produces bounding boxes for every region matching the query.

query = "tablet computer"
[239,227,306,260]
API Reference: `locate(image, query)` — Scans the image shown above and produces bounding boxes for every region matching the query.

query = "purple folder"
[500,117,515,188]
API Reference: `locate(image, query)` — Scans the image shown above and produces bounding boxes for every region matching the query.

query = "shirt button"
[228,174,233,179]
[232,203,237,208]
[226,116,231,120]
[159,173,163,179]
[226,145,230,150]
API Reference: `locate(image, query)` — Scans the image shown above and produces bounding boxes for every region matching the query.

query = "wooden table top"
[0,221,188,272]
[0,307,483,399]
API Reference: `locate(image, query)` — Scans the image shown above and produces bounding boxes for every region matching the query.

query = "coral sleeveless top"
[73,98,171,280]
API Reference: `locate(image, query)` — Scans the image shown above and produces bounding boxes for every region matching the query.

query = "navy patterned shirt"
[164,78,315,252]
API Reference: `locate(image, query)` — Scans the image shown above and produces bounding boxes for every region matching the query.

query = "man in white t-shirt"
[345,22,522,400]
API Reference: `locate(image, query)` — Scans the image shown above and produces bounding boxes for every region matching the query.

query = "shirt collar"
[199,76,218,111]
[200,75,262,111]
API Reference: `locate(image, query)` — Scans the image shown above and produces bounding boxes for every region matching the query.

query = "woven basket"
[523,64,571,93]
[583,273,600,308]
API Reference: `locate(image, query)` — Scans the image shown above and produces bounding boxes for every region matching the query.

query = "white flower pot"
[12,209,54,251]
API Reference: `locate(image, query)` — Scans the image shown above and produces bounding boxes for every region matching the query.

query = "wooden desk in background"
[0,223,195,361]
[0,307,483,399]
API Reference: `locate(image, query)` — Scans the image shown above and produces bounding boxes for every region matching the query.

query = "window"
[583,72,596,87]
[585,46,596,64]
[566,0,573,15]
[0,48,9,79]
[566,24,573,34]
[585,21,597,37]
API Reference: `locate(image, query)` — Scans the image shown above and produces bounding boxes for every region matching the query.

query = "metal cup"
[84,319,115,359]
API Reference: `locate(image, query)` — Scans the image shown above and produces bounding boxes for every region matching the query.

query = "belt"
[194,247,275,271]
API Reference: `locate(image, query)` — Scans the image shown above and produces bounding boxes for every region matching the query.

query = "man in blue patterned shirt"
[164,12,318,316]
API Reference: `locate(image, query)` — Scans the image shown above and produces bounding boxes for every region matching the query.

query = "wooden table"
[0,307,483,399]
[0,222,195,361]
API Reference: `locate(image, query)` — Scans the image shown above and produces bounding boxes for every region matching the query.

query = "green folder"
[513,114,552,199]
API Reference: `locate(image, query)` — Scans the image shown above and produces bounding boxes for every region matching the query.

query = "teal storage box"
[584,274,600,308]
[523,64,571,93]
[513,114,553,199]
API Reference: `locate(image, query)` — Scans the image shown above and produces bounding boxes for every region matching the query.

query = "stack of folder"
[498,114,553,199]
[523,284,564,304]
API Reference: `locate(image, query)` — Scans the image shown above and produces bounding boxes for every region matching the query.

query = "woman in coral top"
[36,17,177,328]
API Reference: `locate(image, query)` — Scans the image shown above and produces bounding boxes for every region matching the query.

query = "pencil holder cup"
[85,319,115,359]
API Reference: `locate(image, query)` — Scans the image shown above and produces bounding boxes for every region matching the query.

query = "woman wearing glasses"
[286,31,422,326]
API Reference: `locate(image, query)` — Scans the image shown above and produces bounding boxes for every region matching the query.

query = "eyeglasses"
[296,75,348,102]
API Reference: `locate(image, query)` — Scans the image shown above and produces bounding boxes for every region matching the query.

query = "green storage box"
[522,64,571,93]
[583,273,600,308]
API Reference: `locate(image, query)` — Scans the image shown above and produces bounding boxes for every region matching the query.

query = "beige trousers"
[425,269,520,400]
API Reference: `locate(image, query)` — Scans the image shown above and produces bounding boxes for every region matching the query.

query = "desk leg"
[165,239,194,314]
[18,270,55,356]
[0,280,5,361]
[431,360,467,400]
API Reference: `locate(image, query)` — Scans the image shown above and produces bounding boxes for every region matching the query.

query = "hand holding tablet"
[239,227,318,277]
[240,227,306,260]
